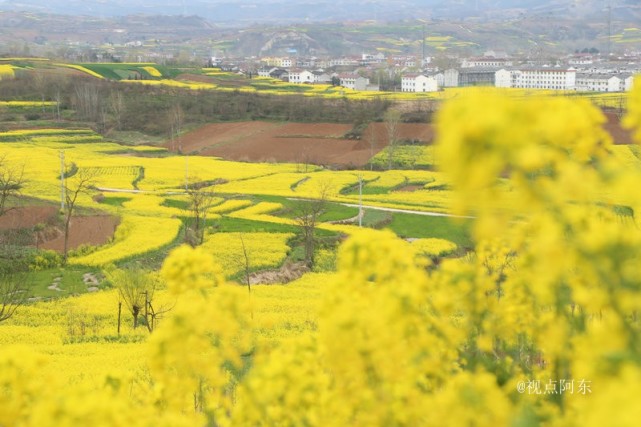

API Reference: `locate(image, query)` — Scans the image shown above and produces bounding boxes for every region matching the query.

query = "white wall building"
[329,57,359,67]
[462,57,513,68]
[624,74,635,91]
[433,72,445,87]
[361,53,386,64]
[288,69,314,83]
[443,68,460,87]
[401,74,439,92]
[568,55,595,66]
[576,74,622,92]
[280,58,293,68]
[339,73,370,90]
[496,67,577,90]
[312,70,332,84]
[257,67,273,78]
[495,68,512,88]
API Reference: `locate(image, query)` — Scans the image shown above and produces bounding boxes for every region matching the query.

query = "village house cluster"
[223,50,640,94]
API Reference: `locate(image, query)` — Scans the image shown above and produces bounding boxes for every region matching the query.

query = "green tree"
[384,109,401,170]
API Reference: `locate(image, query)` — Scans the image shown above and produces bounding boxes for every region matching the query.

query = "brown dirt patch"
[275,123,353,137]
[175,73,216,84]
[0,206,119,252]
[172,121,283,153]
[202,135,376,166]
[0,206,58,230]
[603,112,634,145]
[395,185,423,192]
[40,215,120,253]
[249,261,309,285]
[176,121,434,167]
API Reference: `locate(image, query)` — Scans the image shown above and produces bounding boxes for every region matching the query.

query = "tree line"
[0,72,392,136]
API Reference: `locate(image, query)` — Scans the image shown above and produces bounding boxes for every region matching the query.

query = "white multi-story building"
[329,57,359,67]
[296,58,316,68]
[444,68,498,87]
[287,69,314,83]
[338,73,370,90]
[495,68,512,88]
[575,74,622,92]
[257,67,288,79]
[496,67,577,90]
[462,57,513,68]
[361,53,386,64]
[625,75,635,91]
[257,67,274,78]
[261,57,280,67]
[432,72,445,87]
[280,58,293,68]
[312,70,332,84]
[568,55,595,66]
[401,73,439,92]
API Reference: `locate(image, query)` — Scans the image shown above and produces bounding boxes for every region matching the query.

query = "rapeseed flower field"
[0,78,640,426]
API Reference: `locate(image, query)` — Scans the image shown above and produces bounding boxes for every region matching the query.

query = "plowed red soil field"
[0,206,119,252]
[40,215,119,252]
[174,121,436,167]
[604,112,634,145]
[0,206,57,230]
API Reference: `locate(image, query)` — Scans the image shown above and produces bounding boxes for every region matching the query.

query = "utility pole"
[185,155,189,192]
[59,150,65,210]
[358,174,363,228]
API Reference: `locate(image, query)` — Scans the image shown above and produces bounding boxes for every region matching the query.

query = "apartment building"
[461,57,513,68]
[287,68,314,83]
[575,74,622,92]
[444,68,498,87]
[338,73,370,90]
[401,73,439,92]
[496,67,577,90]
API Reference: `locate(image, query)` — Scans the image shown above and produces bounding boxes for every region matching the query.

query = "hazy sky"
[0,1,618,23]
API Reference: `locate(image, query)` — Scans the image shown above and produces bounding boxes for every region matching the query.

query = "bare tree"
[105,266,170,332]
[367,122,377,171]
[385,109,401,170]
[238,233,251,293]
[109,90,125,131]
[62,169,96,264]
[169,103,185,153]
[0,272,30,323]
[73,81,101,122]
[294,181,331,268]
[32,72,49,114]
[53,86,63,122]
[238,233,254,320]
[0,155,25,216]
[184,179,216,246]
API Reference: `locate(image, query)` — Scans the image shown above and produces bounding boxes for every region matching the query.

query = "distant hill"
[0,2,639,58]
